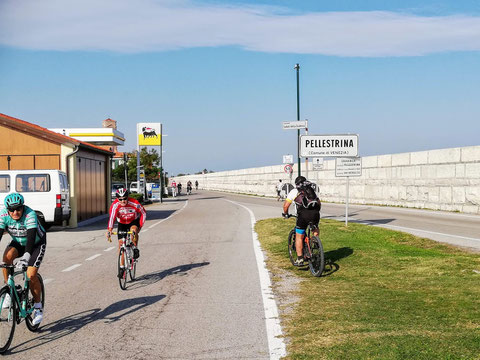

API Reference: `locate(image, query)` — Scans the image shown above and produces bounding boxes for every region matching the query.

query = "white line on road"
[43,278,54,285]
[148,200,189,229]
[322,213,480,243]
[225,199,286,360]
[61,264,82,272]
[86,254,102,261]
[104,246,115,252]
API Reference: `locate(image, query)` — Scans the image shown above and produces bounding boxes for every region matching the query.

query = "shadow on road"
[8,295,165,355]
[128,262,210,290]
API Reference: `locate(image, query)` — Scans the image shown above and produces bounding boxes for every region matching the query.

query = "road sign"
[335,157,362,177]
[300,134,358,157]
[284,164,293,174]
[283,154,294,164]
[282,120,307,130]
[312,157,324,171]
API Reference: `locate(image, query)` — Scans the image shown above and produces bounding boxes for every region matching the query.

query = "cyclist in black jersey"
[282,176,321,266]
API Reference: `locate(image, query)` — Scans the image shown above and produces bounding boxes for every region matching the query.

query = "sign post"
[137,123,162,201]
[300,134,358,158]
[335,157,362,226]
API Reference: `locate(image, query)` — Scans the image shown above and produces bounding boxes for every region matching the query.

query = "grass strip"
[255,218,480,360]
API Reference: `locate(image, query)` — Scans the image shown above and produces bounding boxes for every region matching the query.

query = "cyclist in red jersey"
[106,187,146,260]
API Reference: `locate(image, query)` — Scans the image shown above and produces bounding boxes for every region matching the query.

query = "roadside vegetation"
[255,218,480,360]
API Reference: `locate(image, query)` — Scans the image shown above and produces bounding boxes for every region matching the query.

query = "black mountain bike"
[285,214,325,277]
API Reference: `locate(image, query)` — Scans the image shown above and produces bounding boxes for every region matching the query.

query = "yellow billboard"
[137,123,162,146]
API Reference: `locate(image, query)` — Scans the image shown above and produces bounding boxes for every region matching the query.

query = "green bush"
[129,193,143,203]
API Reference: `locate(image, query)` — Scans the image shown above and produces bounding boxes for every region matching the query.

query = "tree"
[112,148,162,183]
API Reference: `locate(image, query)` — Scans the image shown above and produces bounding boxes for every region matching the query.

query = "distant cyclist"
[0,193,46,325]
[276,179,283,201]
[177,182,182,195]
[195,180,199,190]
[282,176,321,266]
[186,181,192,195]
[107,188,146,267]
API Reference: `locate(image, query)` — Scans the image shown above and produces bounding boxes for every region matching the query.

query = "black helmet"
[295,176,306,187]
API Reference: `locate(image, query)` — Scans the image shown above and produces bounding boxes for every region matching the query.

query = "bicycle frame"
[1,266,34,321]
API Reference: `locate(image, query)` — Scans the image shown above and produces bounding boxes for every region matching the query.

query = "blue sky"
[1,0,480,175]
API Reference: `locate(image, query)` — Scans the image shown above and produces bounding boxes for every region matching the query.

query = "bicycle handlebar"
[282,213,296,219]
[0,262,27,276]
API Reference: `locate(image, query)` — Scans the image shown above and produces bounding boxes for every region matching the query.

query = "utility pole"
[295,63,301,177]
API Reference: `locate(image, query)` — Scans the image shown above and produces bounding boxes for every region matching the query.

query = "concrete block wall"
[172,145,480,214]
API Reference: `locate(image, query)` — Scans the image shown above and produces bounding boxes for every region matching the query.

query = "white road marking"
[104,246,115,252]
[225,199,286,360]
[322,214,480,243]
[86,254,102,261]
[148,200,189,229]
[43,278,54,285]
[61,264,82,272]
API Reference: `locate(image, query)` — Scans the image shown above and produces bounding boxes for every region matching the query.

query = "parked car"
[111,183,125,198]
[0,169,71,229]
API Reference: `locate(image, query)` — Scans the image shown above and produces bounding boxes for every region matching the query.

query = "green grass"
[255,218,480,360]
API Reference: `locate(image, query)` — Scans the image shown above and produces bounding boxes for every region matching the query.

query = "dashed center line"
[62,264,82,272]
[104,246,115,252]
[43,278,54,285]
[86,254,102,261]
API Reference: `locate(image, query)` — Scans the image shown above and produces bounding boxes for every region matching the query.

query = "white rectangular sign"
[282,120,307,130]
[283,154,294,164]
[335,157,362,177]
[312,157,324,171]
[300,134,358,157]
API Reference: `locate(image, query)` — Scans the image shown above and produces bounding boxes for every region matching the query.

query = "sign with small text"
[335,157,362,177]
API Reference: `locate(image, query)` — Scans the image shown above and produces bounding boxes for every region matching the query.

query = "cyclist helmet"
[4,192,24,208]
[115,187,129,199]
[295,176,307,188]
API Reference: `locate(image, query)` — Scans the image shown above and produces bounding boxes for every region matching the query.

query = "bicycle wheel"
[118,248,127,290]
[308,236,325,277]
[129,259,136,282]
[0,287,16,354]
[287,229,296,266]
[26,274,45,332]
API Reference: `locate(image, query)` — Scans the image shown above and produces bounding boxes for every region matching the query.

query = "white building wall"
[172,146,480,214]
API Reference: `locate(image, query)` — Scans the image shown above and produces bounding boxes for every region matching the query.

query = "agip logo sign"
[137,123,162,146]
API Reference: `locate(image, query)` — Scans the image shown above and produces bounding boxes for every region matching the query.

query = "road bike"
[0,263,45,353]
[285,214,325,277]
[109,231,137,290]
[186,185,192,195]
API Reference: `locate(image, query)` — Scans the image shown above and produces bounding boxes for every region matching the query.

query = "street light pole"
[295,63,301,178]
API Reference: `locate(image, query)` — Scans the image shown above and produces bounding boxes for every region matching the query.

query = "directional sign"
[283,154,294,164]
[282,120,307,130]
[284,164,293,174]
[335,157,362,177]
[312,157,324,171]
[300,134,358,157]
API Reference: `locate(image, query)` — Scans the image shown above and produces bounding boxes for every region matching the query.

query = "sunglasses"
[7,205,23,212]
[118,197,128,202]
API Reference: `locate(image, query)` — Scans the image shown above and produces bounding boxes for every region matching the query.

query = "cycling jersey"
[286,188,320,230]
[108,198,146,229]
[0,206,45,247]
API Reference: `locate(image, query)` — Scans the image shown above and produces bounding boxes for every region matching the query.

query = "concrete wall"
[172,145,480,214]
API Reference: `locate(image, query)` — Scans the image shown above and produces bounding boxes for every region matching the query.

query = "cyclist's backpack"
[295,182,320,209]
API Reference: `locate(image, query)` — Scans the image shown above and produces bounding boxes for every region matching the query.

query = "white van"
[0,170,71,229]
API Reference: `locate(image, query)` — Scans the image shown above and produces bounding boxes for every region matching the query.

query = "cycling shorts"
[295,208,320,231]
[8,239,47,268]
[117,218,141,239]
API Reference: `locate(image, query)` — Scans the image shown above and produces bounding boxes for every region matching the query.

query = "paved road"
[1,190,479,359]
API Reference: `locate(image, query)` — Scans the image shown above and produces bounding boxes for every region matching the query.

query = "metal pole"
[160,125,163,203]
[345,177,349,226]
[295,63,301,178]
[305,120,308,179]
[123,153,128,188]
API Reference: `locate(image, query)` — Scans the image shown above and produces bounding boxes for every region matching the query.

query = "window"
[16,174,50,192]
[60,174,69,191]
[0,175,10,193]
